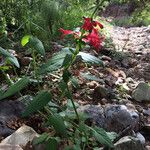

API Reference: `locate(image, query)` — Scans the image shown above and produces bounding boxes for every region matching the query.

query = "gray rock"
[136,132,145,144]
[114,136,145,150]
[92,86,115,100]
[0,144,23,150]
[78,105,105,126]
[143,108,150,116]
[132,82,150,102]
[78,104,139,133]
[104,105,139,132]
[1,125,39,147]
[0,100,25,137]
[92,86,109,100]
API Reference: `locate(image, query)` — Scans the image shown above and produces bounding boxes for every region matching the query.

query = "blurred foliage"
[131,3,150,26]
[0,0,149,50]
[109,0,150,27]
[0,0,109,50]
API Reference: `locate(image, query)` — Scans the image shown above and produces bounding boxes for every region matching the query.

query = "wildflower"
[59,28,80,39]
[82,17,103,31]
[59,28,74,38]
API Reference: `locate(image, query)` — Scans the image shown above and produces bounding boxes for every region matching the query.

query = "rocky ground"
[0,15,150,150]
[71,25,150,149]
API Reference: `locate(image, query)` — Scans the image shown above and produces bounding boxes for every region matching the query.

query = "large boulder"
[78,104,139,133]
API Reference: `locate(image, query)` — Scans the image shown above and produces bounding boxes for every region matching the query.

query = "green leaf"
[78,122,90,133]
[33,133,49,145]
[48,101,58,108]
[70,77,79,88]
[0,66,10,71]
[45,138,58,150]
[29,36,45,56]
[62,70,71,83]
[62,54,72,68]
[59,80,67,93]
[38,49,72,74]
[67,99,79,110]
[92,127,114,148]
[0,47,13,58]
[7,56,20,68]
[78,52,103,65]
[0,47,20,68]
[0,89,4,98]
[39,53,65,74]
[0,77,30,100]
[46,114,67,137]
[80,72,103,82]
[22,91,52,117]
[73,144,81,150]
[33,134,59,150]
[106,132,118,141]
[40,60,64,74]
[21,35,30,46]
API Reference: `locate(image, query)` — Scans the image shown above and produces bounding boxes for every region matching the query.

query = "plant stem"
[91,0,105,18]
[66,84,79,122]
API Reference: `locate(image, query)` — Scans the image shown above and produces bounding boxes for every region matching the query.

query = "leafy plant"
[0,1,118,149]
[22,91,52,116]
[0,77,30,100]
[21,5,116,148]
[21,35,45,83]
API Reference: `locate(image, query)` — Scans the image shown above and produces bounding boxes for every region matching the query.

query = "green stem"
[66,84,79,122]
[12,65,18,78]
[62,31,85,122]
[91,0,105,18]
[32,50,36,76]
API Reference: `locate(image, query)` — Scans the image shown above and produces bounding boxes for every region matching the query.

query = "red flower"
[82,17,103,31]
[59,28,81,39]
[82,18,93,31]
[59,28,74,38]
[85,28,102,52]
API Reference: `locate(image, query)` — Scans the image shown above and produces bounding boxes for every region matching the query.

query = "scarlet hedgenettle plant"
[58,17,105,122]
[21,9,114,149]
[59,17,104,52]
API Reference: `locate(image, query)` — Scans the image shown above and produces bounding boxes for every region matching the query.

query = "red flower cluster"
[85,28,102,50]
[59,17,104,52]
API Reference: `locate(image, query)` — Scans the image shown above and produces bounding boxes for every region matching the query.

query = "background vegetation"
[0,0,149,50]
